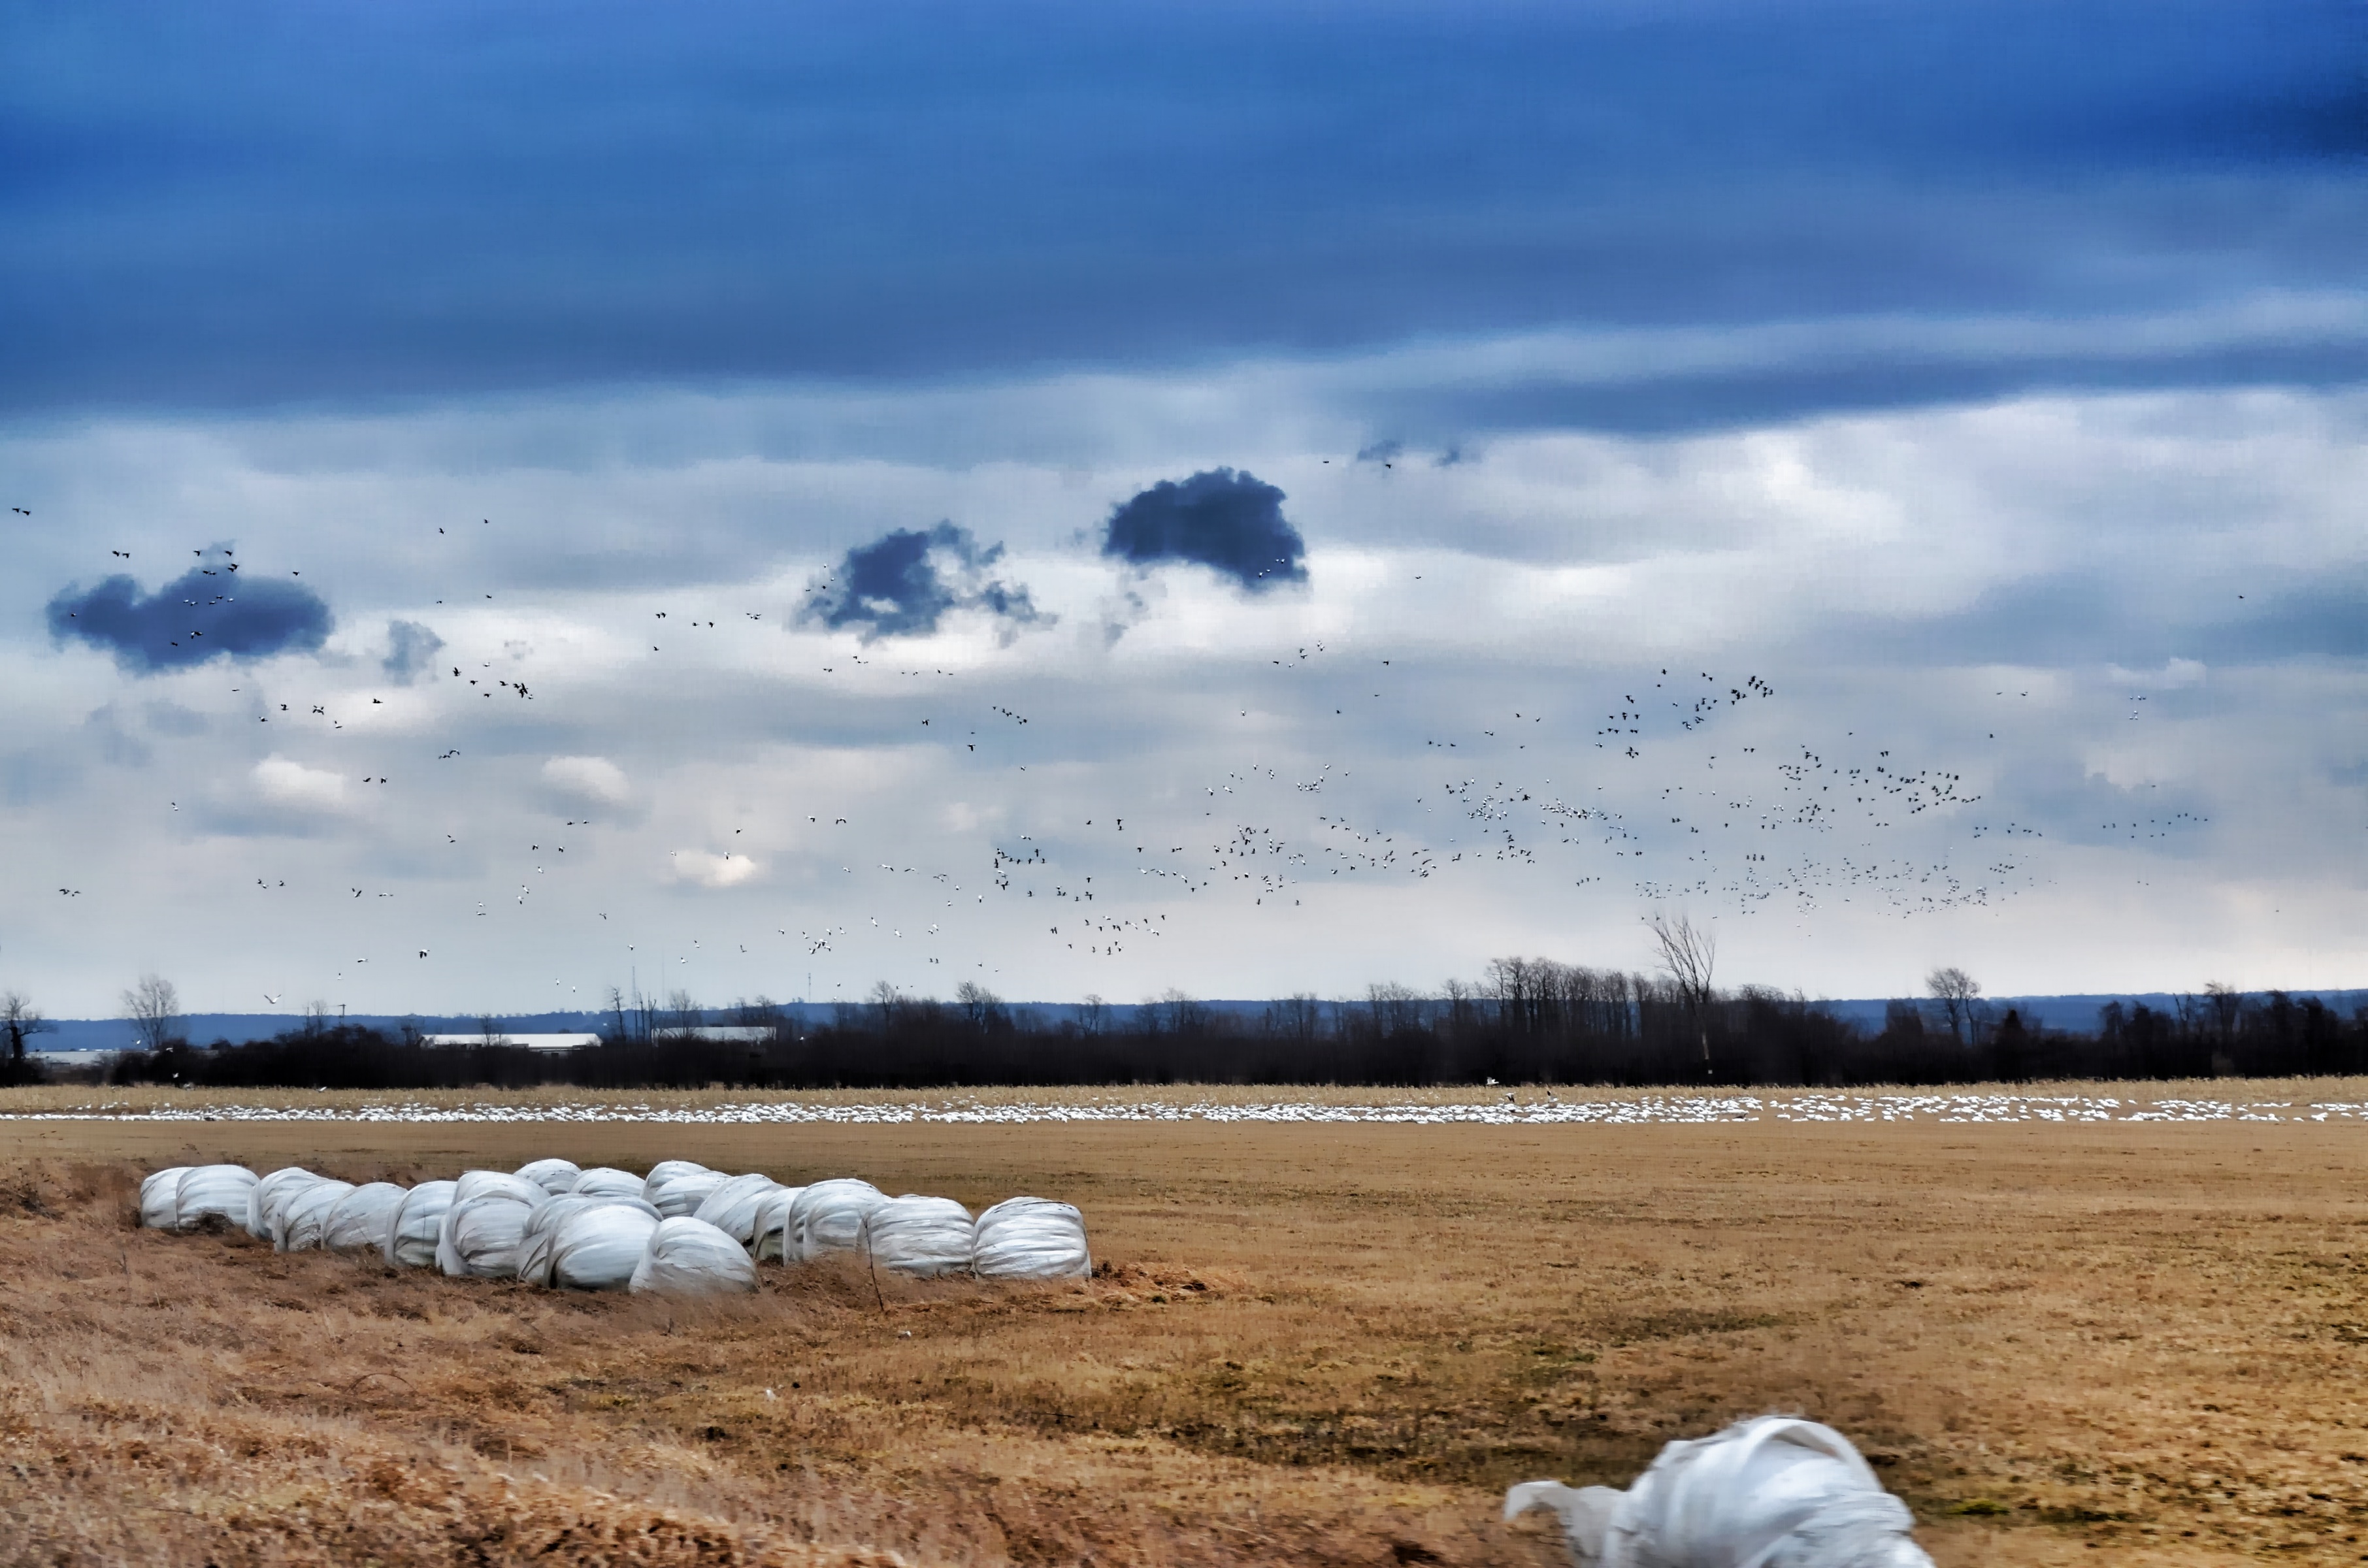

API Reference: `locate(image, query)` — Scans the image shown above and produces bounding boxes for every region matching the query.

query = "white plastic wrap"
[785,1177,887,1260]
[649,1168,729,1219]
[453,1169,548,1209]
[750,1184,807,1262]
[321,1182,408,1252]
[436,1191,538,1278]
[551,1205,662,1290]
[172,1165,257,1230]
[1504,1416,1935,1568]
[139,1167,193,1230]
[277,1179,357,1252]
[629,1216,759,1294]
[970,1196,1091,1280]
[691,1173,782,1245]
[570,1166,646,1200]
[864,1195,975,1277]
[514,1158,582,1196]
[516,1194,661,1286]
[639,1160,712,1211]
[384,1180,457,1267]
[250,1166,321,1241]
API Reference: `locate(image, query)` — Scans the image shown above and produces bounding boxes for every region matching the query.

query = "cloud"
[542,755,631,807]
[802,522,1046,642]
[670,849,760,889]
[1101,468,1307,592]
[381,619,444,684]
[46,561,331,674]
[1,3,2358,420]
[252,755,348,813]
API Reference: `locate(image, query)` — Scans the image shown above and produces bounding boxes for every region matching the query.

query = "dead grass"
[4,1111,2367,1564]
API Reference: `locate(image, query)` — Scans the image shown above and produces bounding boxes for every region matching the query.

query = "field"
[4,1084,2367,1566]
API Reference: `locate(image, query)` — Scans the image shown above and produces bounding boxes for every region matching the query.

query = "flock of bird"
[18,497,2207,1013]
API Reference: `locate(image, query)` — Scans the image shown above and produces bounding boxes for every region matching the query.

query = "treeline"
[78,962,2368,1090]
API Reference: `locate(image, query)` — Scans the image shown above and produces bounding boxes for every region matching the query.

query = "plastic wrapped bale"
[250,1166,321,1241]
[321,1182,408,1252]
[570,1166,645,1200]
[750,1185,808,1262]
[639,1160,712,1211]
[1504,1416,1934,1568]
[516,1194,661,1286]
[173,1165,257,1230]
[971,1196,1091,1280]
[514,1158,582,1196]
[864,1196,975,1277]
[436,1192,540,1278]
[630,1217,759,1295]
[551,1205,662,1290]
[650,1168,729,1219]
[785,1178,887,1261]
[453,1169,548,1209]
[384,1181,457,1268]
[278,1179,357,1252]
[139,1167,193,1230]
[691,1173,783,1247]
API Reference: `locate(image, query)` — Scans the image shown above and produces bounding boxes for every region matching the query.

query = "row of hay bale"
[137,1158,1089,1295]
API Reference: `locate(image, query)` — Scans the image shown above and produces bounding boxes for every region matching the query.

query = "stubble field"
[3,1086,2365,1566]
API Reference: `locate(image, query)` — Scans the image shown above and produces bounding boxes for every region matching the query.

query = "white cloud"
[670,849,761,889]
[252,755,349,812]
[542,755,630,806]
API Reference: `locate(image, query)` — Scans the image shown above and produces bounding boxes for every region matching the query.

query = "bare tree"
[1079,993,1108,1036]
[122,973,180,1054]
[1924,966,1982,1045]
[1,990,54,1067]
[1648,913,1717,1066]
[1649,915,1717,1009]
[956,981,1001,1030]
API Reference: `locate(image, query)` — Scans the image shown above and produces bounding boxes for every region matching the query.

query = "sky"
[3,0,2365,1019]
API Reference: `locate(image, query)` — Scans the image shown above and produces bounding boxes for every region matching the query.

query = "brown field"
[3,1090,2366,1566]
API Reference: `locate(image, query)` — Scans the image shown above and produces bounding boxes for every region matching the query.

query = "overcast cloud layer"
[1,0,2361,1017]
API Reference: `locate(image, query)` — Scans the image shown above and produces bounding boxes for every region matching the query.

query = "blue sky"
[1,1,2363,1016]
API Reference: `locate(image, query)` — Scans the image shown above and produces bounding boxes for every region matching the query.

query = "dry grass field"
[3,1090,2366,1565]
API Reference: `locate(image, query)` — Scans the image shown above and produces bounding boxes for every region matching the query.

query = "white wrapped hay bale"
[384,1180,457,1267]
[750,1184,807,1262]
[786,1177,887,1260]
[436,1190,540,1278]
[277,1179,357,1252]
[649,1168,729,1219]
[172,1165,257,1230]
[139,1167,193,1230]
[1504,1416,1933,1568]
[640,1160,711,1211]
[630,1216,759,1295]
[516,1193,661,1286]
[864,1196,975,1277]
[514,1158,582,1196]
[691,1173,783,1246]
[552,1205,662,1290]
[453,1169,547,1209]
[321,1182,408,1252]
[250,1166,321,1241]
[570,1166,645,1200]
[971,1196,1091,1280]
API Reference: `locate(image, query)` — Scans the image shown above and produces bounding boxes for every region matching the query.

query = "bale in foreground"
[1504,1416,1933,1568]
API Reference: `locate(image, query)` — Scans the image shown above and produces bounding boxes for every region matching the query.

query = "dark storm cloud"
[1102,470,1306,592]
[802,523,1044,642]
[0,1,2360,425]
[46,567,332,673]
[382,619,444,684]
